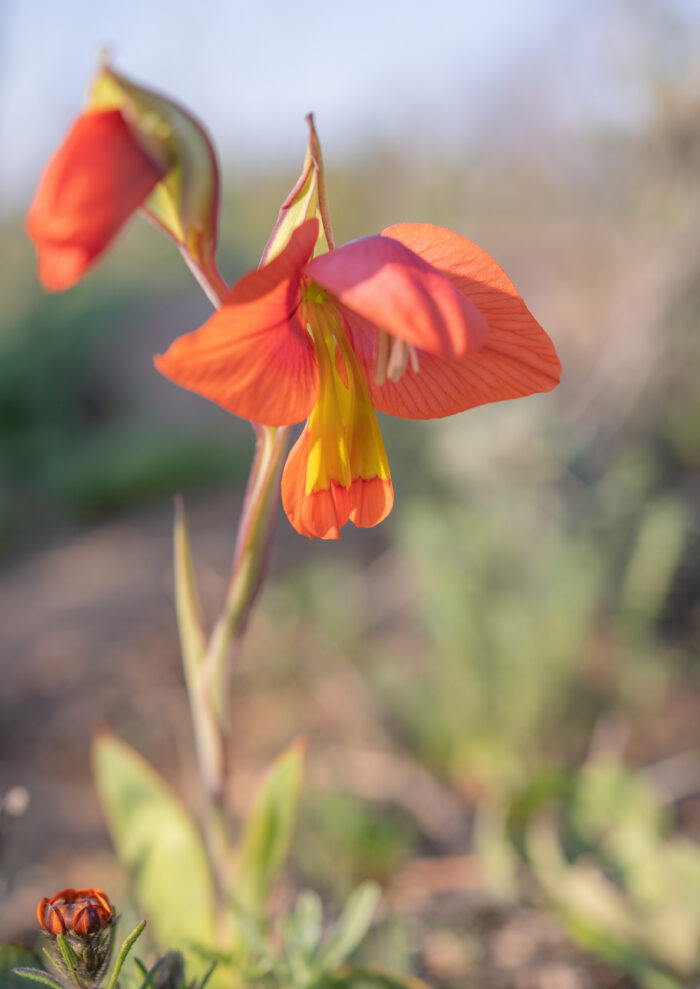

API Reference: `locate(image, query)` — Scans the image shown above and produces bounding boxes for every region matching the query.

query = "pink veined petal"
[305,234,489,358]
[343,223,561,419]
[155,219,320,426]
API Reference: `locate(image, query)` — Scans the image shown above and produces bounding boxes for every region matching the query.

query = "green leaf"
[1,946,46,989]
[92,733,216,974]
[319,883,381,971]
[12,971,64,989]
[234,738,306,918]
[293,891,324,959]
[106,920,146,989]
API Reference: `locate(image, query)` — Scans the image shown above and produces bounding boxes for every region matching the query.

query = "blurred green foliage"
[0,224,250,553]
[492,758,700,988]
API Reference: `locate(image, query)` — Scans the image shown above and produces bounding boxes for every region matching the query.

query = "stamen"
[374,331,421,385]
[374,330,390,385]
[387,339,409,382]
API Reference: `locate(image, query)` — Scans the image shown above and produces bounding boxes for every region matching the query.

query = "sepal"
[88,63,220,271]
[262,115,333,263]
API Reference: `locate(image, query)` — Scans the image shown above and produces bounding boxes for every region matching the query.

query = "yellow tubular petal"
[305,299,390,496]
[281,295,393,539]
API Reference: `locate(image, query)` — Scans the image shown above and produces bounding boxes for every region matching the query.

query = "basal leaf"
[92,733,216,975]
[234,738,306,917]
[319,883,381,971]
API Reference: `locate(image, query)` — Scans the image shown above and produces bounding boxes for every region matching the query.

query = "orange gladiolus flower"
[26,109,167,291]
[37,887,115,936]
[156,217,561,539]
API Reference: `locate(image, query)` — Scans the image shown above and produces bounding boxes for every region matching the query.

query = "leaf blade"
[234,738,306,917]
[92,732,216,975]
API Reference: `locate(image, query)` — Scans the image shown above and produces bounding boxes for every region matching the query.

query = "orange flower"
[156,217,561,539]
[37,887,115,936]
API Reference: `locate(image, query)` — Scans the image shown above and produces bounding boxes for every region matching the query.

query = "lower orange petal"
[281,428,393,540]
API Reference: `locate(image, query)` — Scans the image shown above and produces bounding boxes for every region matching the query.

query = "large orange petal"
[305,234,489,358]
[155,220,320,426]
[343,223,561,419]
[26,109,166,291]
[281,426,393,540]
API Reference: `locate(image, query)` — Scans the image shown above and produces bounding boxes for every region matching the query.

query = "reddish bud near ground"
[37,887,115,936]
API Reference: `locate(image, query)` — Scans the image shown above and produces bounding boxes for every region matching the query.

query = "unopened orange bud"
[37,887,115,937]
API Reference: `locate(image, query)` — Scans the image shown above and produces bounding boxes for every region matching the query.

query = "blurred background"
[1,1,700,986]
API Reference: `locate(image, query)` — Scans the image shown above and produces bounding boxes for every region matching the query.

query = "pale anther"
[375,331,420,385]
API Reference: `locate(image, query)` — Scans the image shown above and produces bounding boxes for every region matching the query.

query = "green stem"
[207,424,289,722]
[176,251,290,912]
[197,424,289,902]
[178,247,229,309]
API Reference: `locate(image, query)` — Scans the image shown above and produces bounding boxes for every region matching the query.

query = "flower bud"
[88,63,220,272]
[37,888,116,988]
[26,60,220,291]
[37,887,114,936]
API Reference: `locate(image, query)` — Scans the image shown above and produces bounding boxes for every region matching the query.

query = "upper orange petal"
[305,234,489,358]
[155,219,320,426]
[344,223,561,419]
[26,109,167,291]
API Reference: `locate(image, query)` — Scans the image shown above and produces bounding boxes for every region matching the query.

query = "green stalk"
[175,253,289,915]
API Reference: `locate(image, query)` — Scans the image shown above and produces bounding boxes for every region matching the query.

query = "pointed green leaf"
[92,733,216,973]
[12,971,64,989]
[234,739,306,917]
[1,946,45,989]
[105,920,146,989]
[319,883,381,971]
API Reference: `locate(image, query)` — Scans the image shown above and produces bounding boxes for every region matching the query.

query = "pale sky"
[1,0,698,216]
